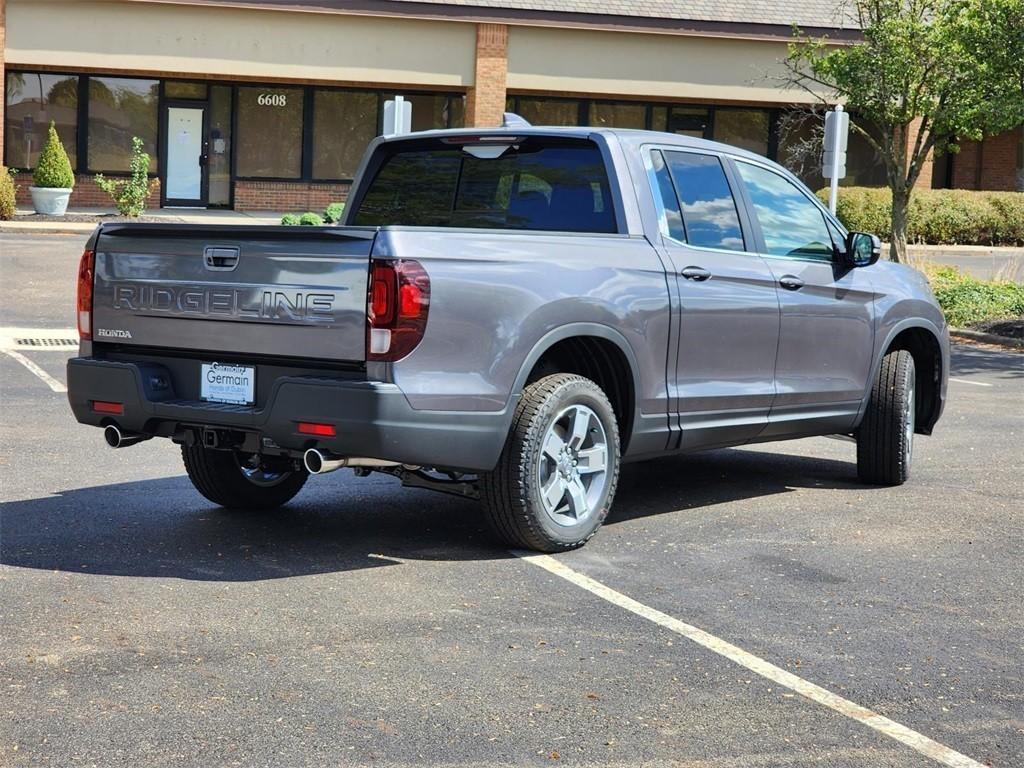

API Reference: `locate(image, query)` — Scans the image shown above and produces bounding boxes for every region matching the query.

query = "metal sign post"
[823,104,849,214]
[382,95,413,136]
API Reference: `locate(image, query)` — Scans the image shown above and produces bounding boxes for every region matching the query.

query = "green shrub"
[32,121,75,189]
[924,265,1024,327]
[323,202,345,223]
[299,212,323,226]
[94,137,155,217]
[281,213,301,226]
[0,166,16,221]
[819,187,1024,246]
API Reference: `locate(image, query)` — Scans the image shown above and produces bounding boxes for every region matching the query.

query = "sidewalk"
[0,207,287,235]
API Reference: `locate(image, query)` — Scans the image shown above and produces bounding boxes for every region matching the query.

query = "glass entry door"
[163,104,208,206]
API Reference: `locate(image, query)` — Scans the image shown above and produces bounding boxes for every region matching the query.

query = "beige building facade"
[2,0,1020,210]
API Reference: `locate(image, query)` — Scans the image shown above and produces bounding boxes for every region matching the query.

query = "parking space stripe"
[3,350,68,393]
[949,378,994,387]
[517,552,984,768]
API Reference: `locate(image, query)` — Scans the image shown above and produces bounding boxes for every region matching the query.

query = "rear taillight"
[366,259,430,362]
[77,249,95,340]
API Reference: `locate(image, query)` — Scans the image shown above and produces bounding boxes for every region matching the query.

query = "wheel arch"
[865,320,946,435]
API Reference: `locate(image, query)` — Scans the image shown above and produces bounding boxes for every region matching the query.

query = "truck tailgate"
[91,224,375,363]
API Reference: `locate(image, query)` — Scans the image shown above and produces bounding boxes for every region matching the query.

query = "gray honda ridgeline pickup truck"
[68,120,949,552]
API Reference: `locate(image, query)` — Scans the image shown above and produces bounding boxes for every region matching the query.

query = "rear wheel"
[856,349,916,485]
[481,374,620,552]
[181,445,308,509]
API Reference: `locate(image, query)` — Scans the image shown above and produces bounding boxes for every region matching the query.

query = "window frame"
[642,144,755,256]
[3,69,84,172]
[729,155,846,264]
[85,73,161,176]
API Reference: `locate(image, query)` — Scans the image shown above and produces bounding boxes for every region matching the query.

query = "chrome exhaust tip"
[104,424,149,449]
[303,448,347,475]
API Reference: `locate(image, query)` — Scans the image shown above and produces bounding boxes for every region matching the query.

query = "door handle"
[680,266,712,281]
[779,275,804,291]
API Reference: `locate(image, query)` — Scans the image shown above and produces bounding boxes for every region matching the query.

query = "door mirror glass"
[845,232,881,267]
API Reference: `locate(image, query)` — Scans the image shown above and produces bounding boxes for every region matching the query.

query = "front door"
[647,148,781,450]
[731,159,876,438]
[163,104,207,206]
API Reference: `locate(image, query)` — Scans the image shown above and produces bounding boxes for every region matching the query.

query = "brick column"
[906,117,934,190]
[465,23,508,128]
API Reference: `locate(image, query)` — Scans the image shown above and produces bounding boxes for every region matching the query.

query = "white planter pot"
[29,186,72,216]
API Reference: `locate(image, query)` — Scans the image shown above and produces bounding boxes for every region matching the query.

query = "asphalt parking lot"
[1,233,1022,767]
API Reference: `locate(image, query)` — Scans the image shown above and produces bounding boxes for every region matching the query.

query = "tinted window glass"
[513,98,582,126]
[313,90,378,180]
[88,76,158,172]
[354,141,616,232]
[5,72,79,170]
[648,150,684,241]
[236,87,304,178]
[713,109,769,155]
[736,161,833,259]
[590,102,646,129]
[664,151,744,250]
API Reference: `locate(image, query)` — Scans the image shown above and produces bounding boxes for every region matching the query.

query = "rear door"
[646,148,781,449]
[730,159,875,437]
[91,224,375,363]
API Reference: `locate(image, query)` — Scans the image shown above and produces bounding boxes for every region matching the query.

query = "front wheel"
[481,374,621,552]
[181,445,308,509]
[856,349,916,485]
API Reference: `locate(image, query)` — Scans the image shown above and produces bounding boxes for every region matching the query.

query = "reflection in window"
[5,72,79,170]
[713,109,769,155]
[736,161,833,259]
[208,85,232,207]
[669,107,709,138]
[648,150,685,241]
[88,76,158,172]
[514,98,581,126]
[777,110,887,190]
[665,151,744,251]
[313,90,378,180]
[590,102,646,129]
[236,87,304,178]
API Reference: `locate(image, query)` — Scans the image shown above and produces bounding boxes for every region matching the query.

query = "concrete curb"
[0,224,97,235]
[950,328,1024,349]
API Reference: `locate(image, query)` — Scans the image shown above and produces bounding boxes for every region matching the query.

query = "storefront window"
[165,81,208,100]
[448,95,466,129]
[713,109,770,155]
[208,85,232,206]
[514,98,582,127]
[235,86,304,178]
[5,72,79,170]
[777,110,887,190]
[88,76,158,172]
[313,90,378,180]
[590,102,646,129]
[669,107,710,138]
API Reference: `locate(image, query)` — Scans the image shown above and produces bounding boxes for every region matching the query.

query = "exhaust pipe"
[104,424,150,449]
[303,448,398,475]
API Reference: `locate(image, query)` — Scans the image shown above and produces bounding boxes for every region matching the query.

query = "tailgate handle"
[204,246,240,271]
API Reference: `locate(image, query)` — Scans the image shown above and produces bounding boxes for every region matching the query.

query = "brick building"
[2,0,1021,211]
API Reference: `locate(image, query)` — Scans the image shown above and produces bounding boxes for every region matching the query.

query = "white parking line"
[517,552,984,768]
[949,378,994,388]
[2,350,68,393]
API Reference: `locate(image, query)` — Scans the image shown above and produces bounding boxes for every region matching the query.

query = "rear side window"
[352,140,617,233]
[735,161,833,260]
[664,151,745,251]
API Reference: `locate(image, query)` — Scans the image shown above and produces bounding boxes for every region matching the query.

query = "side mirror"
[844,232,881,268]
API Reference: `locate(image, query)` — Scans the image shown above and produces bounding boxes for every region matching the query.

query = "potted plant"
[30,121,75,215]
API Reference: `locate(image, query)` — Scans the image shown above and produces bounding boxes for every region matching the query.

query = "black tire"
[481,374,620,552]
[856,349,916,485]
[181,445,308,509]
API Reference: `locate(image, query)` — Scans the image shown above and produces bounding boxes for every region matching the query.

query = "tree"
[784,0,1024,262]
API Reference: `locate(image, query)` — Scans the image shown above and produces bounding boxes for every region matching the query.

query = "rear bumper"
[67,357,512,472]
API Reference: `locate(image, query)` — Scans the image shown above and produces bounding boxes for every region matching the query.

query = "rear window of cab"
[352,138,617,233]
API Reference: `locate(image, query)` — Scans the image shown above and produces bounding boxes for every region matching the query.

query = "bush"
[924,265,1024,327]
[281,213,301,226]
[0,166,16,221]
[323,202,345,223]
[818,187,1024,246]
[299,212,323,226]
[32,121,75,189]
[94,137,155,217]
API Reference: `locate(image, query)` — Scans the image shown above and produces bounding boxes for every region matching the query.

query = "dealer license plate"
[200,362,255,405]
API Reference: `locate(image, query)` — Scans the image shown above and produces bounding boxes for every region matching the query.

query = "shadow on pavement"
[1,447,860,582]
[950,343,1023,379]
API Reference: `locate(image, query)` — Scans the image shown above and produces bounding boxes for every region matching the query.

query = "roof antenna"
[502,112,532,129]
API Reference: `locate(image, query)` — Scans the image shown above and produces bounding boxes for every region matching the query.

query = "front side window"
[5,72,79,170]
[665,151,745,251]
[88,76,158,172]
[235,87,304,178]
[353,139,616,233]
[736,161,833,260]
